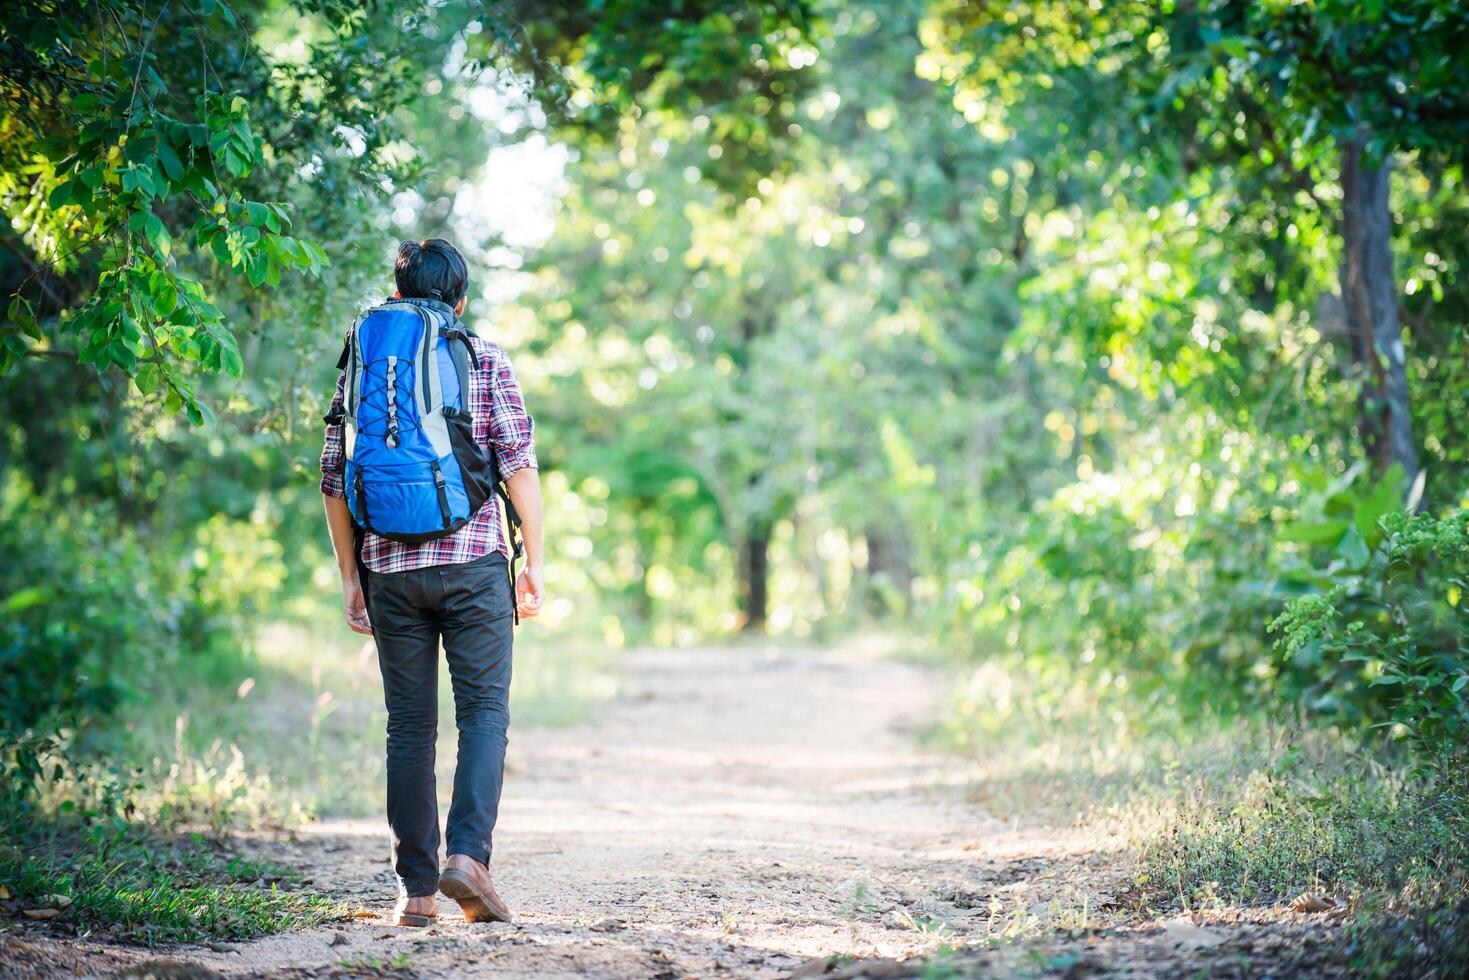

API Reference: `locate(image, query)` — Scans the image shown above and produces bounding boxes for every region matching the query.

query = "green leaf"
[1355,464,1405,546]
[135,362,161,395]
[246,255,267,288]
[223,145,248,177]
[149,273,178,316]
[184,398,216,426]
[220,342,244,377]
[1218,37,1250,60]
[48,181,73,209]
[2,586,51,614]
[109,341,137,371]
[1277,519,1350,546]
[1335,525,1371,569]
[7,297,41,340]
[144,212,170,256]
[156,138,185,181]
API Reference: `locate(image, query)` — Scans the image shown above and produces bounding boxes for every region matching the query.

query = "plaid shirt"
[320,331,537,574]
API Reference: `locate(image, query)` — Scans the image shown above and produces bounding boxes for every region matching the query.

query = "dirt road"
[209,646,1013,977]
[9,646,1351,978]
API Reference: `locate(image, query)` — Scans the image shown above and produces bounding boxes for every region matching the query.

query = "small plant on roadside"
[1272,496,1468,764]
[839,881,882,919]
[892,905,953,937]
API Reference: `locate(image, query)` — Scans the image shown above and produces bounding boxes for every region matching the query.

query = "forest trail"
[18,647,1344,978]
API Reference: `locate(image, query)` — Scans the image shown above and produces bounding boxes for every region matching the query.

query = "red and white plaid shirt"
[320,331,537,574]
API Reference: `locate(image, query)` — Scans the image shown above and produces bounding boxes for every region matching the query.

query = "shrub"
[1272,498,1468,761]
[0,489,279,810]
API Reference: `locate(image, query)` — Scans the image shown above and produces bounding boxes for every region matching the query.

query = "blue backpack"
[330,297,515,546]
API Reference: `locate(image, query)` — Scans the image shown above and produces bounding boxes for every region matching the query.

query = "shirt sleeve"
[319,369,347,500]
[486,348,538,480]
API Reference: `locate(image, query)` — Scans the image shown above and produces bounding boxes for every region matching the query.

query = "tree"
[489,0,818,192]
[0,0,339,420]
[921,0,1469,492]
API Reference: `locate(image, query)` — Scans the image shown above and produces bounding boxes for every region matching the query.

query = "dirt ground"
[1,647,1354,978]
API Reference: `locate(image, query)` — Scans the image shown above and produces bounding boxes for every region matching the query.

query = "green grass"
[1,826,346,946]
[1145,760,1469,909]
[935,657,1469,975]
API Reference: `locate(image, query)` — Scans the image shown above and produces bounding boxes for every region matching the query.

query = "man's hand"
[343,577,373,635]
[515,565,545,619]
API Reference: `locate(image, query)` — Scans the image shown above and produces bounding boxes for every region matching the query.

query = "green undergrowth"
[1148,756,1468,978]
[936,659,1469,975]
[0,822,345,946]
[1148,755,1468,909]
[1,622,613,947]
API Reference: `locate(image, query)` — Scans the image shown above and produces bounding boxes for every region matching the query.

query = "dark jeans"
[366,552,514,898]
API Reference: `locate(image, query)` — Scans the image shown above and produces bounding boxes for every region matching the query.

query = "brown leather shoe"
[438,853,512,923]
[392,893,437,928]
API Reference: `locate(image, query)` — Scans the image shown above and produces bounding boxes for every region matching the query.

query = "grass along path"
[2,646,1366,978]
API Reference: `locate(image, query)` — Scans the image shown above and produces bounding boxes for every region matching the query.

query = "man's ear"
[454,296,467,317]
[393,290,402,298]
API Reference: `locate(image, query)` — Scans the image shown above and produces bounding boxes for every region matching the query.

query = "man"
[319,238,544,927]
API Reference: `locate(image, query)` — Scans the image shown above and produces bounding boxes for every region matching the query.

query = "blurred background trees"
[1,0,1465,802]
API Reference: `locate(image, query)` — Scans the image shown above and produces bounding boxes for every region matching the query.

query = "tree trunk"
[634,531,655,625]
[738,523,770,633]
[1338,137,1419,485]
[864,524,913,618]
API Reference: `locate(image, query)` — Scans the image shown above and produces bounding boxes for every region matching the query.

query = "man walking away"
[319,238,545,926]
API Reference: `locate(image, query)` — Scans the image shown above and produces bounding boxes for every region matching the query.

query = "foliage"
[0,0,333,420]
[0,473,288,802]
[1150,763,1468,910]
[492,0,820,189]
[1272,488,1469,756]
[0,826,343,946]
[1351,893,1469,980]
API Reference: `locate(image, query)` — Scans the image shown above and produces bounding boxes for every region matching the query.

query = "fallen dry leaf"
[42,894,72,909]
[1290,892,1342,914]
[21,908,61,920]
[352,908,382,919]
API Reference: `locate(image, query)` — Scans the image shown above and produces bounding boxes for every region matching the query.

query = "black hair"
[395,238,469,308]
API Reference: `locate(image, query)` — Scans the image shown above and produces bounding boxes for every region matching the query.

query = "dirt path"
[9,646,1352,978]
[227,646,1010,977]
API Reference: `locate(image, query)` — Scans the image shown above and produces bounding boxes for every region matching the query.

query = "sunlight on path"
[183,645,1028,977]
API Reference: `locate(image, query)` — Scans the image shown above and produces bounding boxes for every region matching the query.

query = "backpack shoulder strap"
[441,319,474,408]
[438,323,525,623]
[339,311,370,449]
